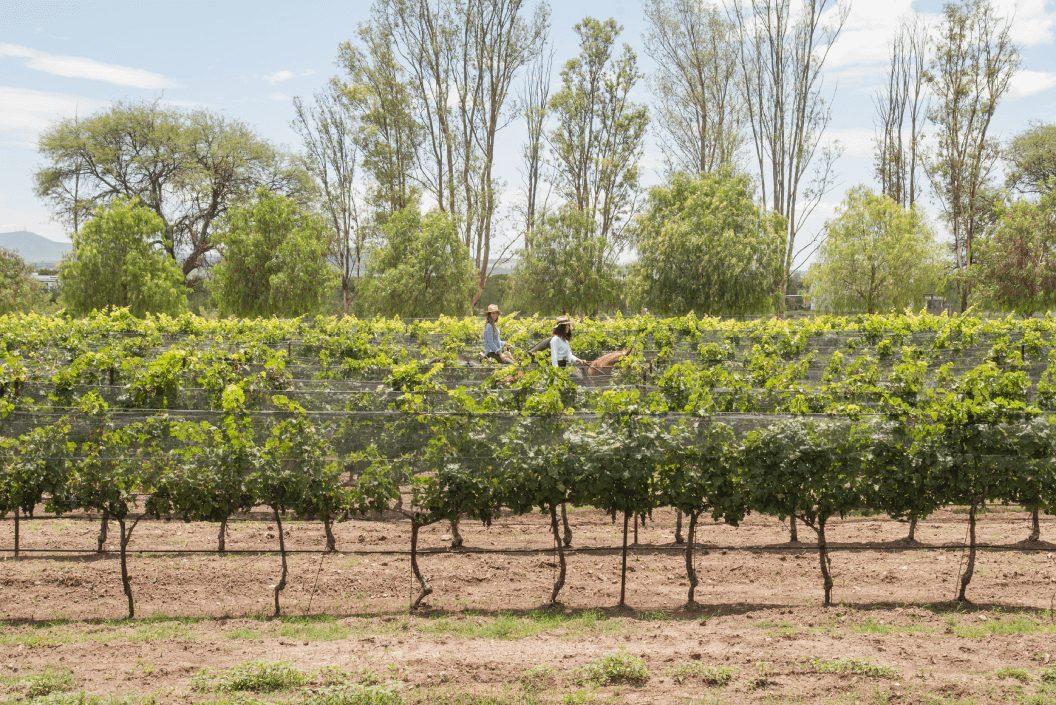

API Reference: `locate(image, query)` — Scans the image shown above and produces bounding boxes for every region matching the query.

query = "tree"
[632,171,784,316]
[210,190,338,318]
[549,17,648,247]
[337,23,421,217]
[358,203,476,317]
[644,0,742,174]
[293,83,362,314]
[806,187,946,313]
[0,249,48,314]
[731,0,848,298]
[508,207,623,315]
[971,191,1056,314]
[926,0,1019,310]
[378,0,548,298]
[521,47,553,251]
[36,101,303,281]
[874,18,928,208]
[60,199,188,316]
[1006,123,1056,196]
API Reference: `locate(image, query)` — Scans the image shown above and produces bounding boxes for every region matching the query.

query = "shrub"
[582,650,650,686]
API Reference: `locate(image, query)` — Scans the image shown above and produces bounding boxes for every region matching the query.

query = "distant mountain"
[0,231,72,267]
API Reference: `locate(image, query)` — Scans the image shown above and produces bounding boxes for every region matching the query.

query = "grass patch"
[753,619,802,639]
[668,662,734,686]
[850,618,933,636]
[582,651,649,686]
[807,658,898,679]
[415,610,614,641]
[301,684,402,705]
[518,666,555,690]
[995,667,1031,683]
[1041,667,1056,684]
[2,669,76,699]
[405,690,538,705]
[195,661,307,693]
[947,614,1056,639]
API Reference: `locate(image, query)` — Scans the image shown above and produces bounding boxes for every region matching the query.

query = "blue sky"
[2,0,1056,261]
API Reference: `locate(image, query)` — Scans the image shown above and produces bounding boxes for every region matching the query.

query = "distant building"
[31,273,59,292]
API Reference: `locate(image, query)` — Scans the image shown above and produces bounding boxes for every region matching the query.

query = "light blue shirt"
[483,322,504,354]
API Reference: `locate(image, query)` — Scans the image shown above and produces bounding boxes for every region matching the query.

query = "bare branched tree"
[926,0,1019,310]
[293,84,362,314]
[874,18,929,208]
[729,0,849,297]
[645,0,743,175]
[521,46,553,252]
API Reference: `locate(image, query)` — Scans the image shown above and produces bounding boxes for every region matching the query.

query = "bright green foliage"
[59,199,188,316]
[211,190,338,317]
[509,208,624,316]
[0,248,49,314]
[807,187,946,313]
[359,205,476,317]
[198,661,307,693]
[632,172,784,315]
[659,421,745,524]
[582,650,650,686]
[863,421,943,530]
[1,419,74,517]
[1006,122,1056,195]
[972,191,1056,314]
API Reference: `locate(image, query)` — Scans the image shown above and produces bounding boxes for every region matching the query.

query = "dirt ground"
[2,506,1056,704]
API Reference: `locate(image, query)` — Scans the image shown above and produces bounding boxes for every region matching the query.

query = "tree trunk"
[789,515,799,543]
[13,507,18,559]
[561,502,572,547]
[548,504,567,605]
[410,517,432,610]
[449,518,463,549]
[685,511,700,606]
[674,509,684,545]
[323,516,337,553]
[1028,506,1041,543]
[217,519,227,554]
[906,516,918,543]
[957,503,977,602]
[97,511,109,553]
[817,518,834,607]
[619,510,630,608]
[633,514,639,546]
[117,517,135,619]
[272,508,288,618]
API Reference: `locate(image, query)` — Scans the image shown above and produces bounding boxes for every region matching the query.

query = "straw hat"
[486,304,500,314]
[555,315,572,327]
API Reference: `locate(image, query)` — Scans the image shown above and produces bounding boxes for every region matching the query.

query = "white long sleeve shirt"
[549,335,581,367]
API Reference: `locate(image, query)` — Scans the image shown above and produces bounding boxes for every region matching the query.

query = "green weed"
[668,662,734,686]
[582,650,649,686]
[301,684,402,705]
[808,658,898,679]
[195,661,308,693]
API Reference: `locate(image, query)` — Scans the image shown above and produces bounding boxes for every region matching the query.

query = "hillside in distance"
[0,231,71,266]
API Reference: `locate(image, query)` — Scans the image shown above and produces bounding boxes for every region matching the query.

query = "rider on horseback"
[483,304,513,364]
[550,316,583,368]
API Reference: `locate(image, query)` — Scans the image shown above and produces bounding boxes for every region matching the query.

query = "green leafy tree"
[36,101,303,280]
[509,208,623,315]
[359,204,476,317]
[60,199,188,316]
[972,191,1056,314]
[0,249,48,313]
[632,172,784,316]
[211,190,338,317]
[1006,122,1056,195]
[806,187,946,313]
[658,421,746,605]
[744,420,865,606]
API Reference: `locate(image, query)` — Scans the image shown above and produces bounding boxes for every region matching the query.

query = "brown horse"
[584,349,629,378]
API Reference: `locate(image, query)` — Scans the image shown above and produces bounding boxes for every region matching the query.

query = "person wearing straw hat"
[549,315,584,368]
[482,304,512,363]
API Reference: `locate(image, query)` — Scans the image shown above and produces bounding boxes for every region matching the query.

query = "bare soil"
[2,506,1056,704]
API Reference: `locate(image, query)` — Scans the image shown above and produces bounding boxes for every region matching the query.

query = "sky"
[1,0,1056,261]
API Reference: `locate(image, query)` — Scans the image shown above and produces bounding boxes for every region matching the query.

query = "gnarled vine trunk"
[116,516,139,619]
[323,516,337,552]
[449,517,463,549]
[674,509,684,545]
[906,515,918,543]
[957,503,977,602]
[272,508,288,618]
[217,519,227,553]
[410,517,432,610]
[1028,506,1041,543]
[816,517,833,607]
[685,511,700,606]
[619,510,630,608]
[789,514,799,543]
[97,511,109,553]
[548,503,567,605]
[561,502,572,547]
[13,507,19,559]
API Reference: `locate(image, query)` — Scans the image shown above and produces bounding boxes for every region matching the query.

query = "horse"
[583,349,629,378]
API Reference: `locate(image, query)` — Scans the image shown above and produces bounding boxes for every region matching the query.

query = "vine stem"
[619,510,630,608]
[548,503,566,605]
[272,507,288,618]
[957,503,977,602]
[13,507,18,559]
[410,516,432,610]
[685,511,699,606]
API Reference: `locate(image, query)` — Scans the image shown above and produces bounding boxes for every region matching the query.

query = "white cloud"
[0,86,100,139]
[824,127,875,158]
[0,43,171,89]
[993,0,1056,46]
[264,69,313,85]
[1009,68,1056,98]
